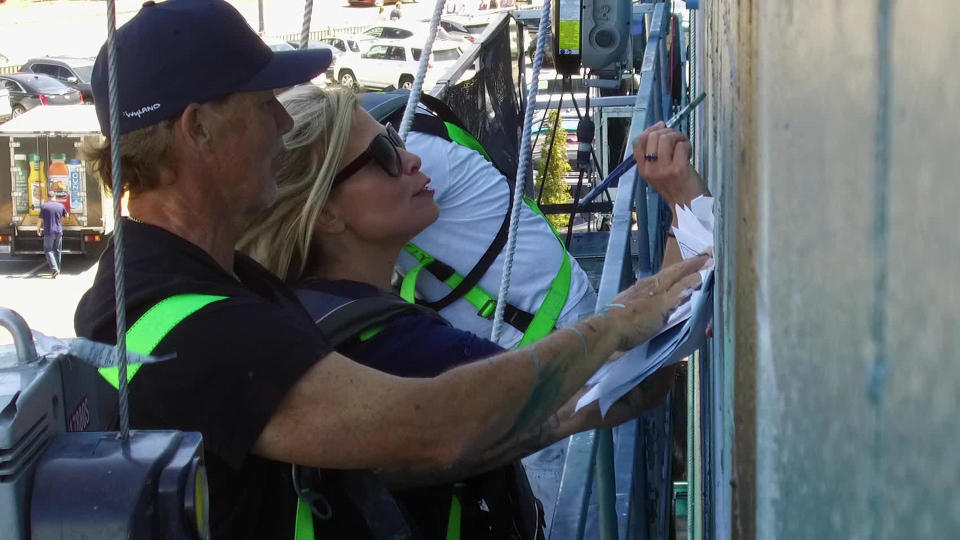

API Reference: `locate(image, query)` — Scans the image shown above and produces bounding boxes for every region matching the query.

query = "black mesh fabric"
[442,20,521,186]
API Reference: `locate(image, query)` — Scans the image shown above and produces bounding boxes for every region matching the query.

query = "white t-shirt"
[397,130,598,348]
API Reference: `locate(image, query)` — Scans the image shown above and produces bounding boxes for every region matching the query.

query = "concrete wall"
[703,0,960,538]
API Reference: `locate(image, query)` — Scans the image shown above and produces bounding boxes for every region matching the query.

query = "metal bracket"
[584,77,623,89]
[0,308,38,365]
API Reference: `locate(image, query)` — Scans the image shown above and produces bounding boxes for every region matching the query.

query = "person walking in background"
[38,190,66,278]
[389,0,402,21]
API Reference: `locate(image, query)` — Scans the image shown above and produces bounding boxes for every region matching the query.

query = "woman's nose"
[400,148,421,175]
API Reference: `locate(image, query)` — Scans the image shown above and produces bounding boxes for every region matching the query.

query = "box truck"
[0,105,113,255]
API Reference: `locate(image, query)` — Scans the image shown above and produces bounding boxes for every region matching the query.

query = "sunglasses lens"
[371,135,402,177]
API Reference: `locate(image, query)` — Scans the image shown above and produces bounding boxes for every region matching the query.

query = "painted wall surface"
[704,0,960,538]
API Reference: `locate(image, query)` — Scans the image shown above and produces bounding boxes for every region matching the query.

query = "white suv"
[334,38,463,91]
[0,86,11,122]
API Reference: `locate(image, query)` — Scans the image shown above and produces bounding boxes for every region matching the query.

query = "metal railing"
[0,64,24,75]
[548,3,676,539]
[429,2,695,537]
[270,24,372,45]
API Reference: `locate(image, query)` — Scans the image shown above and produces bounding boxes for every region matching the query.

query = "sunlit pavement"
[0,244,103,345]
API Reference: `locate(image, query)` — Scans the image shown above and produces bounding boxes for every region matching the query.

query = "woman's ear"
[314,203,346,235]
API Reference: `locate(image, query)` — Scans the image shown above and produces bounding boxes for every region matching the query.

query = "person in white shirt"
[397,129,600,349]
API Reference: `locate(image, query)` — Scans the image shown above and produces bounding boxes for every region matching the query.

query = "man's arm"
[377,362,679,489]
[253,255,708,472]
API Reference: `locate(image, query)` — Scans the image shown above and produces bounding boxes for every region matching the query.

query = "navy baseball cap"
[92,0,332,135]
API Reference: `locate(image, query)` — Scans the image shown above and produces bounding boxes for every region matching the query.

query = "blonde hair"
[81,119,177,196]
[239,85,357,282]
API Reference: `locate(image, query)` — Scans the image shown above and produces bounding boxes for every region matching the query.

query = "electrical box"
[553,0,582,75]
[580,0,632,72]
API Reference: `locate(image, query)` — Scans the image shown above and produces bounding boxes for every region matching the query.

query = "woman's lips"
[414,178,433,197]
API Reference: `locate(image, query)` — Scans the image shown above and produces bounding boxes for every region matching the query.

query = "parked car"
[285,40,342,81]
[334,38,463,91]
[362,23,459,44]
[318,34,376,55]
[437,19,476,43]
[20,57,95,103]
[347,0,415,5]
[0,74,83,117]
[262,38,332,85]
[0,86,11,122]
[263,37,296,52]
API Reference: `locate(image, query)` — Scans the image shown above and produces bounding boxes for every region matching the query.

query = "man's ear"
[174,103,216,155]
[314,203,346,235]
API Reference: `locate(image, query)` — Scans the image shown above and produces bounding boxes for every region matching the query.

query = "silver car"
[0,73,83,117]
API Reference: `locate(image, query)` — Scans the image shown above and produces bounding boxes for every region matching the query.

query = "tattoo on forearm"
[380,411,564,489]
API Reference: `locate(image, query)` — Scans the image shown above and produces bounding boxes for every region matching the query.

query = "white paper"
[575,195,715,415]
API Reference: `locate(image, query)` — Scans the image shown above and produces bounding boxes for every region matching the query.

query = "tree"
[534,110,572,230]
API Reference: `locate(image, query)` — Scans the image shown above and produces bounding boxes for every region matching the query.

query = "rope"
[104,0,129,440]
[299,0,314,50]
[397,0,448,142]
[490,0,552,343]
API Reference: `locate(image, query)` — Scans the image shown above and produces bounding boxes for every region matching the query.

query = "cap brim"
[236,48,332,92]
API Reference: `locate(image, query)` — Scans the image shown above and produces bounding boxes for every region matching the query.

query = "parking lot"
[0,0,492,64]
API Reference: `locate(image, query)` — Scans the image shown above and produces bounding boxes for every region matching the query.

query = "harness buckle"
[477,299,497,319]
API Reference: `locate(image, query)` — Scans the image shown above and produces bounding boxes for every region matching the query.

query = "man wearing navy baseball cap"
[74,1,707,539]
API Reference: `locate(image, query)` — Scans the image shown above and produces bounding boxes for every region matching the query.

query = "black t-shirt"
[74,219,349,540]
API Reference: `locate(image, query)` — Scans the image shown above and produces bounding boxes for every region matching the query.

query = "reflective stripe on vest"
[97,294,227,389]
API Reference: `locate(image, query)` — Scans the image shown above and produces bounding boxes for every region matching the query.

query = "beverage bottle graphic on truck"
[48,153,71,212]
[27,154,46,216]
[68,158,85,214]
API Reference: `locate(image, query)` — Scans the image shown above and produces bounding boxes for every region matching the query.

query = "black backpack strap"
[295,286,446,348]
[418,180,513,315]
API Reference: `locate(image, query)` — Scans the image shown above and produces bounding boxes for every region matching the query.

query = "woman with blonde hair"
[239,84,703,539]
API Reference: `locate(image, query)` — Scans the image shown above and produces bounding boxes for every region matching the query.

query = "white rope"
[491,0,552,343]
[299,0,313,51]
[397,0,448,142]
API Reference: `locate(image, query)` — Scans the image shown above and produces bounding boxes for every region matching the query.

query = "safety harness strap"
[294,492,315,540]
[402,242,569,345]
[98,293,227,390]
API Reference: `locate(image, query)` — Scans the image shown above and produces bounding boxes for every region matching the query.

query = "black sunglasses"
[333,123,406,185]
